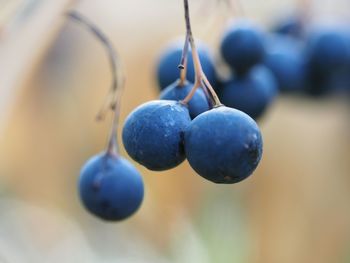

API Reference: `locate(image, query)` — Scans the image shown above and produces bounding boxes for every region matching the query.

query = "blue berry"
[304,30,350,96]
[264,34,305,92]
[185,106,263,184]
[220,21,265,75]
[79,153,144,221]
[305,30,350,73]
[219,66,277,120]
[159,80,209,119]
[122,100,191,171]
[156,40,217,90]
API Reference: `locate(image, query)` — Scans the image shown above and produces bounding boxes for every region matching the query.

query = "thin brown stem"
[200,80,214,107]
[181,0,221,106]
[179,33,189,86]
[68,10,123,156]
[106,78,125,155]
[181,82,201,105]
[202,76,221,106]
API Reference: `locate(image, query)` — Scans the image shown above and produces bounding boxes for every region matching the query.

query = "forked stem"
[181,0,221,106]
[67,10,124,156]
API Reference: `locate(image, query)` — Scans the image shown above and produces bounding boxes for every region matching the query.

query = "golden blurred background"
[0,0,350,262]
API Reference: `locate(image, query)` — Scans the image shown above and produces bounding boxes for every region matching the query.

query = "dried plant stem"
[68,10,124,156]
[178,32,190,86]
[181,0,221,106]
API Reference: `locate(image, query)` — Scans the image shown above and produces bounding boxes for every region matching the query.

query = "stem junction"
[180,0,222,107]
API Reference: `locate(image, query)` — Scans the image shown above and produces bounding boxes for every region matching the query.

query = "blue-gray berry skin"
[264,34,305,92]
[220,21,265,75]
[159,80,209,119]
[122,100,191,171]
[79,153,144,221]
[220,66,277,120]
[185,106,263,184]
[305,30,350,74]
[303,30,350,96]
[156,41,217,90]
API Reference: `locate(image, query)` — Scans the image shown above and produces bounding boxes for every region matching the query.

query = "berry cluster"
[268,14,350,97]
[74,2,350,223]
[72,3,350,223]
[155,13,350,126]
[122,0,263,184]
[156,21,278,121]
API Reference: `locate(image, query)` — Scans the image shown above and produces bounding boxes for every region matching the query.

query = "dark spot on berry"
[100,200,110,209]
[178,131,185,155]
[247,142,259,164]
[91,182,100,192]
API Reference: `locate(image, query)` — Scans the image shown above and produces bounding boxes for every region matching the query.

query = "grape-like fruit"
[304,30,350,95]
[122,100,191,171]
[219,66,277,120]
[185,106,263,184]
[220,21,265,75]
[79,153,144,221]
[305,30,350,73]
[264,34,305,92]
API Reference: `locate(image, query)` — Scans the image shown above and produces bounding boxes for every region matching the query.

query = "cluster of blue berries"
[268,15,350,97]
[122,96,263,185]
[219,21,278,120]
[156,17,350,125]
[156,21,278,122]
[123,25,264,185]
[75,7,350,222]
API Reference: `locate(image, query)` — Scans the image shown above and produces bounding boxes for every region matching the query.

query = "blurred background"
[0,0,350,262]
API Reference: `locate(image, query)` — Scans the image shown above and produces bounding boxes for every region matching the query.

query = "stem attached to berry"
[67,10,124,156]
[180,0,222,107]
[106,79,124,156]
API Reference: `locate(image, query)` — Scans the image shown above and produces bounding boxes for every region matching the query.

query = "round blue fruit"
[185,106,263,184]
[156,40,217,90]
[264,34,305,92]
[159,80,210,119]
[304,30,350,74]
[79,153,144,221]
[220,21,265,75]
[303,30,350,96]
[122,100,191,171]
[219,66,278,120]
